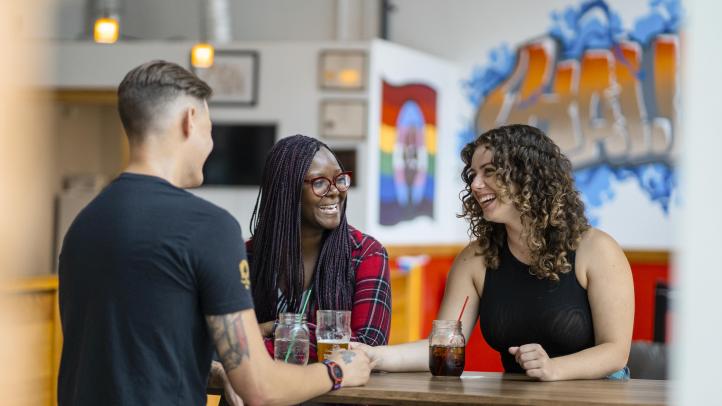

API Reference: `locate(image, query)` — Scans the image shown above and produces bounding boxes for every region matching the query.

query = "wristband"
[321,359,343,391]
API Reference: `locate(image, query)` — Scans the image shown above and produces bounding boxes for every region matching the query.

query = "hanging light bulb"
[191,43,215,68]
[93,16,119,44]
[190,0,231,69]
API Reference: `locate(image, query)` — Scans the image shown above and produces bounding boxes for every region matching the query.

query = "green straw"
[284,288,313,362]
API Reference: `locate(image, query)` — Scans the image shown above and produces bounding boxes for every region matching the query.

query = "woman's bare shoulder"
[451,241,487,290]
[455,241,486,265]
[577,228,623,256]
[576,228,629,283]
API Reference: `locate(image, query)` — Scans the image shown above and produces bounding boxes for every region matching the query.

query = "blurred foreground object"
[1,0,54,404]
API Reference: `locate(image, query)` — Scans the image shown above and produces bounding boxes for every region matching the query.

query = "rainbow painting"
[379,81,437,226]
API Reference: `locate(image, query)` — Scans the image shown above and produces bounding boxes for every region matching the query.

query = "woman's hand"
[509,344,558,381]
[350,342,384,370]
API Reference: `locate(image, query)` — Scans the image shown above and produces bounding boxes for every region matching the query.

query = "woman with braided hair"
[355,124,634,381]
[248,134,391,362]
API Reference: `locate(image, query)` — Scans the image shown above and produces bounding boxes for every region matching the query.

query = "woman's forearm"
[550,342,629,380]
[376,339,429,372]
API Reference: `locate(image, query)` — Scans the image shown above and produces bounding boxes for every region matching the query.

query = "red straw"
[457,296,470,322]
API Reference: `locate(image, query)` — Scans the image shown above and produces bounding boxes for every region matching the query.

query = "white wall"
[42,41,370,236]
[674,0,722,403]
[591,179,680,250]
[47,0,648,72]
[366,40,468,245]
[42,39,470,244]
[46,0,652,74]
[48,0,379,42]
[388,0,649,73]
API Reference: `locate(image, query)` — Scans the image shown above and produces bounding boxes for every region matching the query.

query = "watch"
[322,359,343,391]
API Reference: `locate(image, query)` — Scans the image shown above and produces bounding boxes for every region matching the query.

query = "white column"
[335,0,363,41]
[204,0,232,43]
[674,0,722,404]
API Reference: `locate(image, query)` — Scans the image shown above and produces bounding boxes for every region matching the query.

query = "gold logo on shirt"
[239,260,251,290]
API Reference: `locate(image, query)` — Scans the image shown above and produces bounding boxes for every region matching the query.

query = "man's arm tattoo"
[206,313,250,372]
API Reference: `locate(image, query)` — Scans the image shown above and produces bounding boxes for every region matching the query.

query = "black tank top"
[478,242,595,373]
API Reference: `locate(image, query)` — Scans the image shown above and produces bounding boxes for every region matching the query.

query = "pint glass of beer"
[428,320,465,376]
[315,310,352,362]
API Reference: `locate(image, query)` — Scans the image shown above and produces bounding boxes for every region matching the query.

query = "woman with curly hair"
[355,124,633,381]
[247,134,392,362]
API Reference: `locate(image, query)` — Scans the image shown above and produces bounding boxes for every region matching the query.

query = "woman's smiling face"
[301,147,347,231]
[469,146,520,224]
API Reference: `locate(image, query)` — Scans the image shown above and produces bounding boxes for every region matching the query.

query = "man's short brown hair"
[117,60,212,140]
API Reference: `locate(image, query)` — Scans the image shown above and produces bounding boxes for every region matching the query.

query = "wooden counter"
[312,371,667,405]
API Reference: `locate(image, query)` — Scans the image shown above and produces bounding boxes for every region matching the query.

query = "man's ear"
[181,105,196,139]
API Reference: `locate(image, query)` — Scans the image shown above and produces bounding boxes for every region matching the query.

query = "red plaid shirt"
[247,226,391,361]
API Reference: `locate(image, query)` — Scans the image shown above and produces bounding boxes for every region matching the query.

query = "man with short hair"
[58,60,372,406]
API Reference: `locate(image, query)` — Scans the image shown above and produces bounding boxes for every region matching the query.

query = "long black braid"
[249,134,354,323]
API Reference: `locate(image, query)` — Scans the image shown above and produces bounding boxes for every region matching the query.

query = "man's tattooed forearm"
[207,313,250,371]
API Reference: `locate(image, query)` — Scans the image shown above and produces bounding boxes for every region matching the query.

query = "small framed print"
[320,99,367,140]
[318,50,367,91]
[193,50,259,106]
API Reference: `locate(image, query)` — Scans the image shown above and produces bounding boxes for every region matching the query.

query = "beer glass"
[315,310,352,362]
[428,320,465,376]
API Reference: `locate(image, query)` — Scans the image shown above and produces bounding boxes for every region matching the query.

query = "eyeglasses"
[303,171,352,197]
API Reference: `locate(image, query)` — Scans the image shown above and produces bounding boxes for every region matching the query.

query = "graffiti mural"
[463,0,681,228]
[379,81,437,226]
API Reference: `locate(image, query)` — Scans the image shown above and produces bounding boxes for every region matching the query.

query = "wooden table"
[311,372,668,405]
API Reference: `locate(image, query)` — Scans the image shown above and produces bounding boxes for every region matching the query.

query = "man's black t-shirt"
[58,173,253,406]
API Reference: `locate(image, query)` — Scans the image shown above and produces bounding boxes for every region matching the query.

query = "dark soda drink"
[429,345,465,376]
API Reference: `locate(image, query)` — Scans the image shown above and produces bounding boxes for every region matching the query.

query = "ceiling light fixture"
[191,43,214,68]
[190,0,232,69]
[92,0,120,44]
[93,16,119,44]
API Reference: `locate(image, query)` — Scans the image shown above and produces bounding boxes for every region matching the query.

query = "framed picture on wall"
[318,50,367,91]
[193,50,259,106]
[320,99,367,139]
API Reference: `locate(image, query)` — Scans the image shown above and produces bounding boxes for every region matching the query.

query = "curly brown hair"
[459,124,590,281]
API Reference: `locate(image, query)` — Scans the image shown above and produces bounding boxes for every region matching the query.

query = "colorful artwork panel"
[379,81,437,226]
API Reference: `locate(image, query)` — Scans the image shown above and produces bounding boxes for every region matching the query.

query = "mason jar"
[428,320,465,376]
[274,313,310,365]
